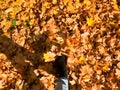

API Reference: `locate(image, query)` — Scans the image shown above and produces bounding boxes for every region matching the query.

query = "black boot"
[54,55,68,78]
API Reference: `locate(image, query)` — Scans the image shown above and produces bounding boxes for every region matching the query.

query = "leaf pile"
[0,0,120,90]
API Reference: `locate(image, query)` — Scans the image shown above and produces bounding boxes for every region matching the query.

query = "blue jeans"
[55,77,68,90]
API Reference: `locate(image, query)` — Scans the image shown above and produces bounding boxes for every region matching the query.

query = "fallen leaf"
[102,65,109,72]
[63,0,69,5]
[77,56,85,64]
[11,19,16,27]
[83,0,91,6]
[82,75,90,82]
[43,52,55,62]
[86,17,94,26]
[52,0,57,4]
[28,20,34,26]
[115,69,120,78]
[67,1,75,13]
[53,10,59,15]
[43,53,50,60]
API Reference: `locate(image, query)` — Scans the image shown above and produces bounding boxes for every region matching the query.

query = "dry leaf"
[43,52,55,62]
[63,0,69,5]
[69,80,76,85]
[52,0,57,4]
[0,53,7,60]
[117,62,120,69]
[67,2,75,13]
[83,0,91,6]
[111,0,119,10]
[56,36,64,44]
[80,65,93,75]
[98,46,106,54]
[82,75,90,82]
[115,69,120,78]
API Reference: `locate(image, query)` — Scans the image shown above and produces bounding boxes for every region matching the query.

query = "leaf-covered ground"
[0,0,120,90]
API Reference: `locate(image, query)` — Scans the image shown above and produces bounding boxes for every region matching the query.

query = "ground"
[0,0,120,90]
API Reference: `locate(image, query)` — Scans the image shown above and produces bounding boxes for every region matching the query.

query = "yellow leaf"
[10,12,16,17]
[5,8,13,13]
[30,3,33,7]
[16,0,22,3]
[86,17,94,26]
[29,20,34,26]
[111,0,119,10]
[41,2,50,12]
[52,0,57,4]
[43,52,55,62]
[83,0,91,6]
[63,0,69,5]
[77,56,85,64]
[70,46,75,52]
[53,10,58,15]
[80,56,85,61]
[43,53,50,60]
[102,65,109,72]
[41,6,46,12]
[88,43,92,49]
[67,2,75,13]
[109,21,115,25]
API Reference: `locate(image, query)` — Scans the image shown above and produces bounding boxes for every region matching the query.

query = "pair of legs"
[54,55,69,90]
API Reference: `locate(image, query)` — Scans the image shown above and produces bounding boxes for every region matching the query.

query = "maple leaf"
[86,17,94,26]
[102,65,109,72]
[53,10,59,15]
[28,20,34,26]
[43,53,50,60]
[77,56,85,64]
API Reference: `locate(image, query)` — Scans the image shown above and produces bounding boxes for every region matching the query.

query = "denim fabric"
[55,77,68,90]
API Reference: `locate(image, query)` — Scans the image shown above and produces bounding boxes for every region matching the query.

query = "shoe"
[54,55,68,78]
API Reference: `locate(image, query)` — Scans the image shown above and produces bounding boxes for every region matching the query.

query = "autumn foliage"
[0,0,120,90]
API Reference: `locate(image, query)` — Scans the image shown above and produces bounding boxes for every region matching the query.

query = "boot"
[54,55,68,78]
